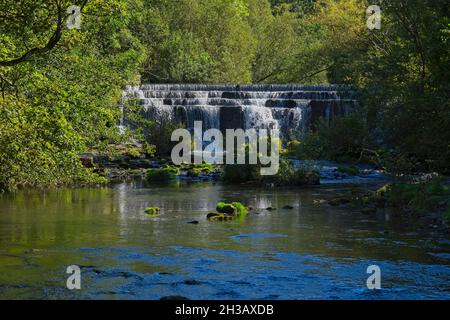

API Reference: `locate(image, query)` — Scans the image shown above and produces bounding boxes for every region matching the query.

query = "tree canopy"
[0,0,449,191]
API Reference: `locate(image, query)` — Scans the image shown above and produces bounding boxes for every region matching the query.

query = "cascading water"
[121,84,356,140]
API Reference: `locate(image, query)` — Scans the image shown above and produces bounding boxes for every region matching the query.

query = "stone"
[216,202,236,214]
[145,207,160,216]
[206,212,220,219]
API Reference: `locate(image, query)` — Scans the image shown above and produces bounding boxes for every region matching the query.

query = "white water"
[121,84,356,140]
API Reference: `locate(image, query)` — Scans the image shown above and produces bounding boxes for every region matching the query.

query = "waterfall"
[121,84,356,140]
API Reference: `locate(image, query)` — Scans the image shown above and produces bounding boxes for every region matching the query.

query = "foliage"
[262,158,320,186]
[122,98,185,157]
[146,165,180,183]
[189,163,213,177]
[1,0,450,191]
[0,0,146,191]
[305,0,450,172]
[296,116,370,161]
[385,178,450,214]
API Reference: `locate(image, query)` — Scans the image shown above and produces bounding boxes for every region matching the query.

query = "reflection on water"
[0,182,449,299]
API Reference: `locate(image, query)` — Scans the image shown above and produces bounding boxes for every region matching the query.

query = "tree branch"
[0,0,89,67]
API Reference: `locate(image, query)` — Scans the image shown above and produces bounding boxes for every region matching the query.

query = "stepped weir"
[122,84,357,140]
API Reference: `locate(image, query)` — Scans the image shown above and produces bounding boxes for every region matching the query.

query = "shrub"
[296,117,370,161]
[189,163,213,177]
[286,140,301,156]
[262,158,320,186]
[147,165,180,183]
[385,178,450,214]
[125,147,142,159]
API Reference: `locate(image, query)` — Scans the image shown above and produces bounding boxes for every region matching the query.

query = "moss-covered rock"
[216,202,236,214]
[207,212,220,219]
[208,202,248,222]
[145,207,161,216]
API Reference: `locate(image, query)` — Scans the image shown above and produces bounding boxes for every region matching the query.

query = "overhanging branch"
[0,0,89,67]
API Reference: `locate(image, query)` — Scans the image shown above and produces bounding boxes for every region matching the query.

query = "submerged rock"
[183,279,203,286]
[282,205,294,210]
[207,212,220,219]
[328,198,350,206]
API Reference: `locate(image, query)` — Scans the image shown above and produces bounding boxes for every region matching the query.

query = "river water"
[0,182,449,299]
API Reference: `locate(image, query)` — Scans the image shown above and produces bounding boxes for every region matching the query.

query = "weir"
[122,84,357,140]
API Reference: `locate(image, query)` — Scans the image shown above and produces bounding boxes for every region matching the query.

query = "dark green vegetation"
[207,201,248,222]
[326,178,450,222]
[1,0,449,192]
[382,179,450,217]
[147,166,179,183]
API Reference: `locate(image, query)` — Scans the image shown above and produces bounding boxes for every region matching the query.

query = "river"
[0,181,449,299]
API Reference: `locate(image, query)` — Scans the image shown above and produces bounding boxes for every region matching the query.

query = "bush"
[125,147,142,159]
[296,117,370,162]
[189,163,213,177]
[385,178,450,214]
[147,166,180,183]
[262,158,320,186]
[286,140,301,156]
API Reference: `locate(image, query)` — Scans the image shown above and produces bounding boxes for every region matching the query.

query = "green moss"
[231,202,248,215]
[145,207,160,216]
[216,202,236,214]
[189,163,214,177]
[208,201,248,222]
[147,165,180,183]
